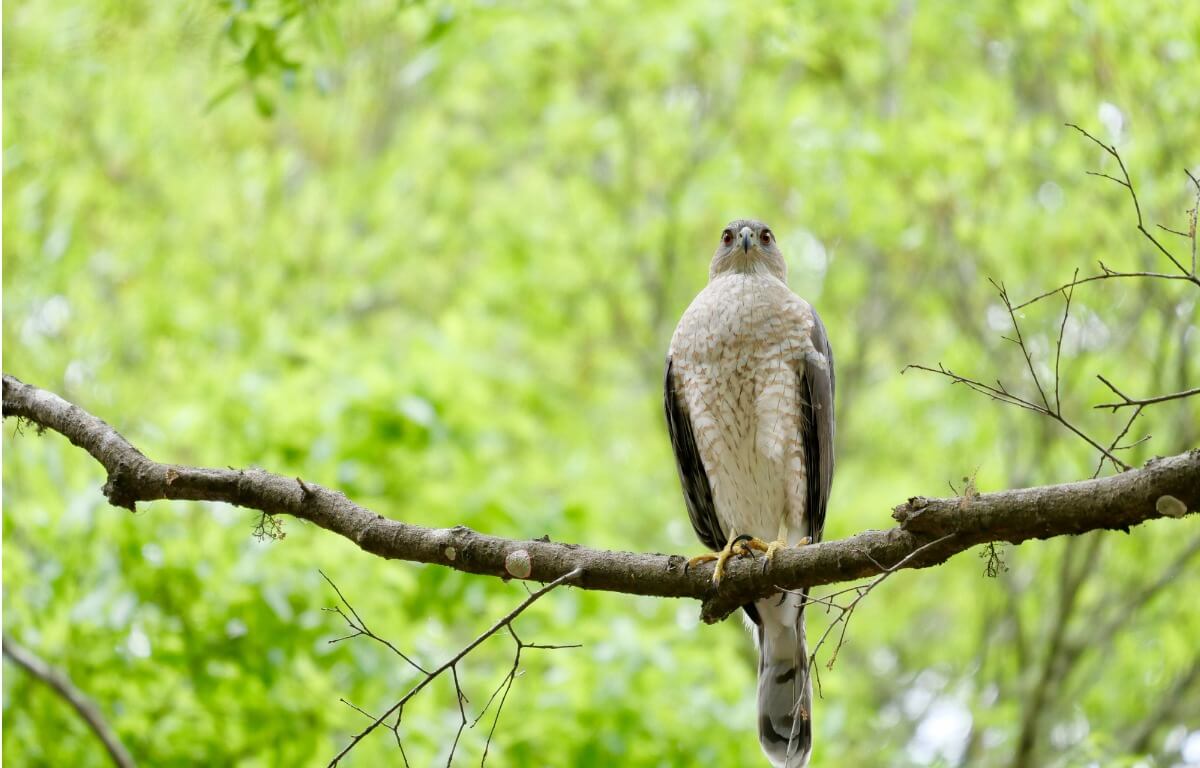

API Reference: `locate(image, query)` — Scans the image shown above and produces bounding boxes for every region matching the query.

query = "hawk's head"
[709,218,786,282]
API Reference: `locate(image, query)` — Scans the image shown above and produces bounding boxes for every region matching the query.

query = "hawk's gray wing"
[664,357,724,552]
[800,309,836,543]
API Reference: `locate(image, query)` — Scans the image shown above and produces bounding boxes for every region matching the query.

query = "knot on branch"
[101,464,139,512]
[892,496,930,527]
[699,595,736,626]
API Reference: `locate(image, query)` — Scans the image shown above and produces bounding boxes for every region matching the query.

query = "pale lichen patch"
[505,549,532,579]
[1156,495,1188,518]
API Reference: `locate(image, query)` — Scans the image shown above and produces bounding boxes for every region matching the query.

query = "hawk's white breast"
[668,272,816,545]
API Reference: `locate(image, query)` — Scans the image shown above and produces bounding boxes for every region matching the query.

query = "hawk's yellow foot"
[687,532,773,585]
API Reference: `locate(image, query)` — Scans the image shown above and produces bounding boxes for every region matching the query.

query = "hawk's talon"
[729,534,756,557]
[689,532,807,582]
[689,533,773,585]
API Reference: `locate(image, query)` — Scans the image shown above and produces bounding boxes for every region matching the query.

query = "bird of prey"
[664,219,835,768]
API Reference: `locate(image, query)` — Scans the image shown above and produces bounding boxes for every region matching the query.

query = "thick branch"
[4,373,1198,623]
[2,635,136,768]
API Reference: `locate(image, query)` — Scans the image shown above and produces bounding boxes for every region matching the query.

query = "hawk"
[664,219,835,768]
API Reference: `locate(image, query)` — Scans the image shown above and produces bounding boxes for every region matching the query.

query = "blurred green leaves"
[207,0,458,116]
[208,0,336,115]
[3,0,1199,765]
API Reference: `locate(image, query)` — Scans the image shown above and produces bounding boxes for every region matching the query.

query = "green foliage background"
[4,1,1199,766]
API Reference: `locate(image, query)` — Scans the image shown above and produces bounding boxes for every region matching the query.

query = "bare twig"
[1011,265,1196,311]
[904,357,1128,474]
[799,533,957,674]
[447,666,469,768]
[935,131,1200,481]
[1066,122,1197,281]
[1185,168,1199,275]
[1095,375,1200,411]
[1053,272,1077,413]
[473,624,580,766]
[324,572,583,766]
[2,635,137,768]
[339,698,376,720]
[992,278,1053,412]
[1013,128,1200,313]
[326,567,583,767]
[320,570,427,674]
[905,259,1194,474]
[1094,404,1145,478]
[901,129,1199,768]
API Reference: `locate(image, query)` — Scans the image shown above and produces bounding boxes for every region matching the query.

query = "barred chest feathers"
[667,272,816,546]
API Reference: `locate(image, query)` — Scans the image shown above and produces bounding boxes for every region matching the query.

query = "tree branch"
[4,373,1198,625]
[1094,374,1200,411]
[1011,263,1196,311]
[2,634,137,768]
[325,568,583,767]
[1065,122,1199,284]
[1012,126,1200,313]
[925,274,1136,469]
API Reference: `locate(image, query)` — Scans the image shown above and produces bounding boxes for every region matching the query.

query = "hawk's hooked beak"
[739,226,753,254]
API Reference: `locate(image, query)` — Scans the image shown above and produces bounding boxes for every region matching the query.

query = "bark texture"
[4,373,1197,623]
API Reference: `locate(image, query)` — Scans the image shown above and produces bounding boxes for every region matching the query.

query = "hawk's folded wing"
[663,357,724,552]
[799,309,836,543]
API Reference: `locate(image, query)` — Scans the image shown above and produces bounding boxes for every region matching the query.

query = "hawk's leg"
[687,530,773,585]
[762,520,812,573]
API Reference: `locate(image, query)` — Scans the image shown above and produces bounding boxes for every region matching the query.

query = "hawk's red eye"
[721,230,734,246]
[760,230,773,245]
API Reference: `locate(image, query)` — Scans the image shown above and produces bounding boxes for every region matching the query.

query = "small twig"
[3,635,137,768]
[1158,224,1191,239]
[1053,272,1077,413]
[320,570,427,674]
[390,704,411,768]
[476,626,522,767]
[786,534,957,678]
[1066,123,1195,280]
[1094,404,1145,478]
[1095,375,1200,411]
[447,666,469,768]
[1085,171,1128,187]
[903,359,1129,471]
[339,697,376,720]
[991,279,1053,412]
[327,568,584,767]
[1012,267,1195,311]
[907,277,1140,471]
[1185,168,1199,275]
[1015,133,1200,313]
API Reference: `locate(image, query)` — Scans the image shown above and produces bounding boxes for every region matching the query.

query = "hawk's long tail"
[753,590,812,768]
